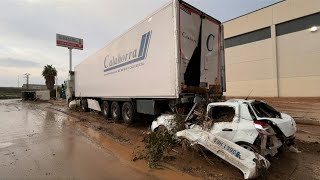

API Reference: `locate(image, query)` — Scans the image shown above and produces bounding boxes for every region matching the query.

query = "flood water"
[0,99,151,179]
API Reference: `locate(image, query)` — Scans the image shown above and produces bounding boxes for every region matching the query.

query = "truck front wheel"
[122,102,135,124]
[111,101,121,122]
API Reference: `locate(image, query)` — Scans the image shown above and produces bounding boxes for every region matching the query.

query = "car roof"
[207,99,256,107]
[226,99,255,103]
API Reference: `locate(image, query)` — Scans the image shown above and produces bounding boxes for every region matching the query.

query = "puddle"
[0,142,13,149]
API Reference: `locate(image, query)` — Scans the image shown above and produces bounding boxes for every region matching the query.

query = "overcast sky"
[0,0,280,87]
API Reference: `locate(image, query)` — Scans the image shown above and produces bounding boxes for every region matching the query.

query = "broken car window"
[247,104,257,120]
[209,106,235,122]
[251,101,281,118]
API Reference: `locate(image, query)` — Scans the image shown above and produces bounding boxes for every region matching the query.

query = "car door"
[208,104,239,140]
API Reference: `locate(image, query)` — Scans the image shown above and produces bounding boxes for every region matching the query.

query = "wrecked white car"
[151,99,297,156]
[176,129,270,179]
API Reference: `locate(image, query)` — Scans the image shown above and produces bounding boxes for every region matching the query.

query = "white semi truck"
[67,0,226,124]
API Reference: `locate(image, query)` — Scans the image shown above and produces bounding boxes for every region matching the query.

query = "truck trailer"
[67,0,226,124]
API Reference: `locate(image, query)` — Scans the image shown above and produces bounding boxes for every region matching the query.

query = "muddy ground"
[0,99,193,179]
[1,99,320,179]
[52,98,320,180]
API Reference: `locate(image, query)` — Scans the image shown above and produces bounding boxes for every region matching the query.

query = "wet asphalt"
[0,99,149,179]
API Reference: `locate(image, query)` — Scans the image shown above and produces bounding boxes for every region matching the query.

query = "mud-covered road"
[0,99,156,179]
[1,99,320,179]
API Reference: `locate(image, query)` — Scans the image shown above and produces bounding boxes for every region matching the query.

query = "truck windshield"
[251,101,281,118]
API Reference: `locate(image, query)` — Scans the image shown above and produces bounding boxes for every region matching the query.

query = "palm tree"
[42,64,57,91]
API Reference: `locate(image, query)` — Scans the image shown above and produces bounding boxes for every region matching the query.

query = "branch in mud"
[132,128,177,168]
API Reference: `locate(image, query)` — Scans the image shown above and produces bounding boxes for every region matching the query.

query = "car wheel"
[67,98,71,108]
[102,101,110,119]
[237,142,260,154]
[81,99,88,112]
[122,102,135,124]
[111,101,121,122]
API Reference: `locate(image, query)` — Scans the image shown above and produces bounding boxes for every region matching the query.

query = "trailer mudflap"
[176,129,270,179]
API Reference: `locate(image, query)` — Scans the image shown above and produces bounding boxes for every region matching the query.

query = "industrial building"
[223,0,320,97]
[22,84,48,90]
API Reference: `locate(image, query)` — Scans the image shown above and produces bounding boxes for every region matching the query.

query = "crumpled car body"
[176,129,270,179]
[151,99,297,156]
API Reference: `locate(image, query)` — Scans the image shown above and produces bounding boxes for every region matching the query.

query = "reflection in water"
[64,117,75,159]
[23,106,29,128]
[0,142,13,149]
[43,110,56,134]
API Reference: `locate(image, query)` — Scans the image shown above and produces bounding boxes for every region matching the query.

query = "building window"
[276,12,320,36]
[225,27,271,48]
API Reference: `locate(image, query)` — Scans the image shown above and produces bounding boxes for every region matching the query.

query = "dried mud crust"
[48,100,320,180]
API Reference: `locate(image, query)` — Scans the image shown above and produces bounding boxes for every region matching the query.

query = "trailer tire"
[111,101,121,122]
[102,101,110,119]
[81,99,88,112]
[122,102,135,124]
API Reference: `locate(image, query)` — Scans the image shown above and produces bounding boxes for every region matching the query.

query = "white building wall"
[223,0,320,97]
[225,39,277,97]
[277,28,320,97]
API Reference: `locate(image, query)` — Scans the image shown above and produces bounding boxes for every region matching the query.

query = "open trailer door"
[178,1,223,93]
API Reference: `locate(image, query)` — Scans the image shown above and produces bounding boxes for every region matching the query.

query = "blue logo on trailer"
[103,31,152,72]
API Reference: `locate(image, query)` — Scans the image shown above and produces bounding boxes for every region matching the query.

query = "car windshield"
[251,101,281,118]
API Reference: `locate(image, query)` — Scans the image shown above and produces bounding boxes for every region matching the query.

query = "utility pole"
[24,73,31,90]
[56,76,58,99]
[69,48,72,72]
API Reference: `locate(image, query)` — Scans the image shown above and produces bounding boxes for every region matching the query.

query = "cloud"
[0,58,40,68]
[0,0,280,87]
[0,0,169,87]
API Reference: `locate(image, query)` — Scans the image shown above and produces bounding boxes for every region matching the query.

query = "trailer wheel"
[111,101,121,122]
[102,101,110,119]
[81,99,88,112]
[122,102,135,124]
